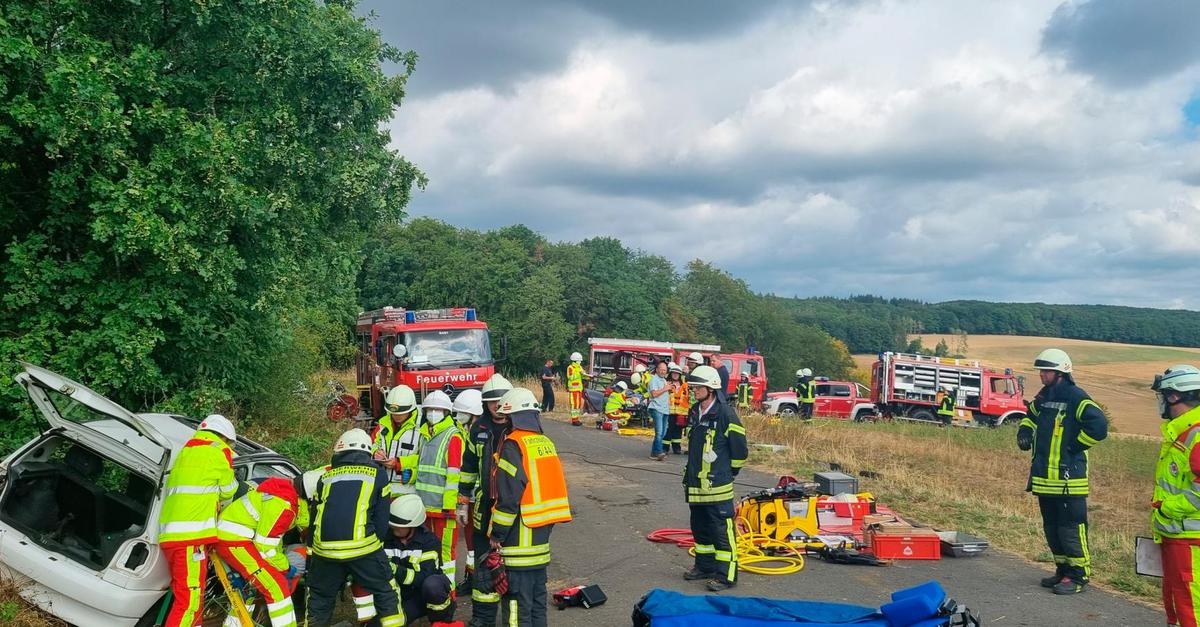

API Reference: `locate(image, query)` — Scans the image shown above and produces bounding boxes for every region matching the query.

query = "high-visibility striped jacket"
[384,526,446,612]
[373,410,422,493]
[159,429,238,547]
[489,428,572,570]
[1152,405,1200,540]
[737,382,752,408]
[415,418,464,514]
[1018,381,1108,496]
[217,478,300,571]
[937,391,955,417]
[460,413,506,529]
[684,397,748,504]
[566,363,585,392]
[669,380,690,416]
[311,451,391,560]
[605,390,629,415]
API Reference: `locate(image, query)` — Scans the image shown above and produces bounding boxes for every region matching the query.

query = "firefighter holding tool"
[489,388,572,627]
[214,478,303,627]
[159,414,240,627]
[373,385,423,496]
[1149,365,1200,627]
[1017,348,1108,595]
[682,365,747,592]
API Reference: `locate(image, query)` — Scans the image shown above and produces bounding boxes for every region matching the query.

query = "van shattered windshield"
[404,329,492,368]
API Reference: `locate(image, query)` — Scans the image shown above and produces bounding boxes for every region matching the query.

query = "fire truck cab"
[710,352,768,404]
[356,306,495,417]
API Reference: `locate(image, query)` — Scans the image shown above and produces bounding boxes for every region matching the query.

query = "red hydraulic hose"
[647,528,695,548]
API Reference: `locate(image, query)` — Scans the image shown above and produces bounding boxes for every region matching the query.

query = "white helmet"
[302,468,325,499]
[570,352,583,362]
[614,380,628,392]
[421,390,453,424]
[496,388,540,415]
[385,385,417,414]
[1033,349,1072,374]
[795,369,805,377]
[803,368,813,377]
[634,364,647,374]
[630,372,642,386]
[668,362,684,374]
[1153,365,1200,393]
[686,351,704,364]
[481,374,513,401]
[452,389,484,422]
[200,414,236,442]
[389,494,427,528]
[687,365,722,390]
[333,428,372,454]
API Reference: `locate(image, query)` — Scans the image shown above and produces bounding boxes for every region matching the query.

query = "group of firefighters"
[157,373,571,627]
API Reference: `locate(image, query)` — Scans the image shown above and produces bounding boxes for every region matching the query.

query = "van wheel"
[911,409,936,423]
[779,404,798,416]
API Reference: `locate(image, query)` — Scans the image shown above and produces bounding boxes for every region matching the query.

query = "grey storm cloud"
[1041,0,1200,87]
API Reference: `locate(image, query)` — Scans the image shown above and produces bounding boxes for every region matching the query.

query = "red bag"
[674,414,687,427]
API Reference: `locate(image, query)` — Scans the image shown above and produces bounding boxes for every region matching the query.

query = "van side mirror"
[392,344,407,359]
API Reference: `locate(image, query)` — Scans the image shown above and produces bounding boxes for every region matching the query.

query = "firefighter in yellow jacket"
[566,352,589,426]
[489,388,572,627]
[159,415,240,627]
[373,385,423,496]
[214,477,303,627]
[414,390,465,583]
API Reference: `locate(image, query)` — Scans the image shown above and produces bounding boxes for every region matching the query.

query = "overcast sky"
[358,0,1200,309]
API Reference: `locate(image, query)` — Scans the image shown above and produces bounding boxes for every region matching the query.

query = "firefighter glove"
[1017,430,1032,451]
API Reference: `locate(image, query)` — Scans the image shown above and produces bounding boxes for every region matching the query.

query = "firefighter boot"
[1052,576,1087,595]
[1040,564,1067,588]
[683,567,713,581]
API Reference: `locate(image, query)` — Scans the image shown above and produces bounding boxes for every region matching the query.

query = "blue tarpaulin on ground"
[637,580,953,627]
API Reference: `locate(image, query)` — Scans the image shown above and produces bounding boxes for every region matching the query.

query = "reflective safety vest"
[159,430,238,547]
[373,410,422,493]
[312,461,389,560]
[737,383,752,408]
[1152,406,1200,540]
[684,399,748,504]
[415,418,463,513]
[605,391,628,414]
[800,379,815,405]
[217,478,299,571]
[566,363,584,392]
[490,430,571,569]
[669,381,690,415]
[937,392,955,417]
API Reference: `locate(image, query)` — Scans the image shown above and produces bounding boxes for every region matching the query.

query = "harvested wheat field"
[853,335,1200,436]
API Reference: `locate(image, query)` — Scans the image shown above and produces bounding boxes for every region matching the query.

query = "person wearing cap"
[682,366,747,592]
[159,414,240,627]
[665,363,690,455]
[1017,348,1108,595]
[459,374,512,623]
[450,389,484,592]
[384,495,461,627]
[373,385,424,496]
[1149,365,1200,627]
[306,429,401,627]
[566,352,590,426]
[214,477,303,627]
[489,388,572,626]
[415,390,465,583]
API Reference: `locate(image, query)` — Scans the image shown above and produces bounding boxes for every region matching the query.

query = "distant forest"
[773,296,1200,354]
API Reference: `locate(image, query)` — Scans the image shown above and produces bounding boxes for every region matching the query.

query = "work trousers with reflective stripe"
[214,543,295,627]
[463,508,476,578]
[306,551,402,627]
[426,515,460,581]
[163,544,208,627]
[569,390,584,420]
[690,501,737,584]
[399,572,456,624]
[1037,496,1090,581]
[470,530,500,627]
[501,567,548,627]
[801,401,814,420]
[1163,538,1200,627]
[664,415,685,453]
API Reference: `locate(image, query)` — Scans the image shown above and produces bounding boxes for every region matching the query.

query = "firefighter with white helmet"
[686,352,704,371]
[415,390,465,583]
[566,351,590,426]
[382,495,458,625]
[603,380,633,429]
[306,429,401,626]
[790,369,815,422]
[633,363,650,396]
[453,388,484,428]
[1017,348,1108,595]
[489,388,572,626]
[665,362,690,454]
[159,415,240,626]
[1149,365,1200,626]
[459,374,512,622]
[373,385,422,496]
[682,366,747,592]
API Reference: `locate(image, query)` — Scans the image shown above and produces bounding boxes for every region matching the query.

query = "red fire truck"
[355,306,496,417]
[870,352,1026,426]
[585,337,769,404]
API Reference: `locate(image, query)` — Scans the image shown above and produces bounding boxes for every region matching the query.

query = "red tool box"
[867,527,941,560]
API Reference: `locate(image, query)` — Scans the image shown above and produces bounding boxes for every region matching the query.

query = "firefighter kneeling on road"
[385,494,462,627]
[1017,348,1108,595]
[306,429,403,627]
[215,477,304,627]
[603,380,633,428]
[1149,365,1200,627]
[682,365,748,592]
[489,388,572,627]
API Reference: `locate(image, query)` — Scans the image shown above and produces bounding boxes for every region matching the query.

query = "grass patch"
[0,577,64,627]
[740,414,1162,602]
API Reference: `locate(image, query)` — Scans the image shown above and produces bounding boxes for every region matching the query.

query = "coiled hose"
[647,518,805,575]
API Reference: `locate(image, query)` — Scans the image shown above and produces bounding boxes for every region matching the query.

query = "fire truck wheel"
[910,409,936,423]
[779,404,798,416]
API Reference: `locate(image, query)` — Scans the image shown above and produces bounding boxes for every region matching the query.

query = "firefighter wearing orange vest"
[665,363,689,455]
[566,352,589,426]
[214,477,303,627]
[159,415,240,627]
[489,388,572,627]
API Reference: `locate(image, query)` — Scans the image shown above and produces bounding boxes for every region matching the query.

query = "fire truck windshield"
[403,329,492,368]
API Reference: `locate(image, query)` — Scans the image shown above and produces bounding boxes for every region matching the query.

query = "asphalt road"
[485,416,1165,627]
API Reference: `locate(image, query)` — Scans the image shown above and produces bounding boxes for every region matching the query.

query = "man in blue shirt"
[647,361,672,461]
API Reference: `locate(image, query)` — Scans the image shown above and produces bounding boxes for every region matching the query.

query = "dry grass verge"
[738,414,1160,601]
[0,577,63,627]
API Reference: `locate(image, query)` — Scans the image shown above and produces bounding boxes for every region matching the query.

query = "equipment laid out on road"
[632,580,981,627]
[552,584,607,610]
[871,352,1027,427]
[355,306,498,415]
